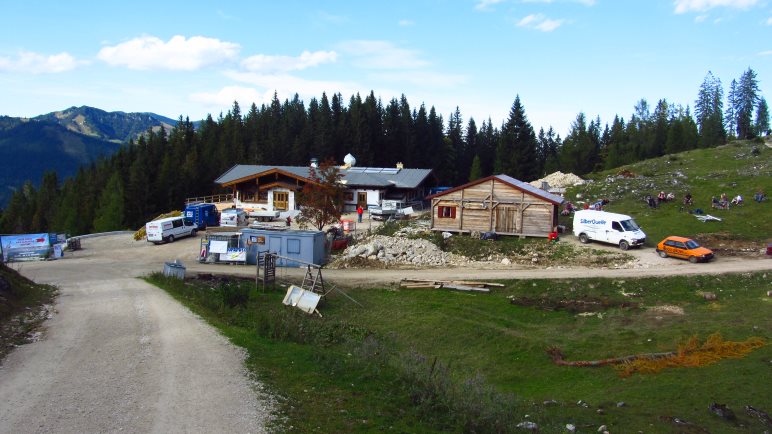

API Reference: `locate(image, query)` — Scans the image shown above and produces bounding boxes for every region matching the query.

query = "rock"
[442,231,453,239]
[709,403,736,421]
[566,423,576,432]
[597,425,607,432]
[616,401,626,407]
[516,421,538,430]
[543,399,559,406]
[501,258,511,265]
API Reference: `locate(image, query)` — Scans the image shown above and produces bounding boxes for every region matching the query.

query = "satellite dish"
[343,153,356,166]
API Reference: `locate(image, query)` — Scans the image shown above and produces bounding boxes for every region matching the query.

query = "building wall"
[431,179,556,237]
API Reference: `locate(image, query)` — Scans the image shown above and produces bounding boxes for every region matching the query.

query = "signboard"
[222,248,246,262]
[1,233,52,262]
[209,240,229,254]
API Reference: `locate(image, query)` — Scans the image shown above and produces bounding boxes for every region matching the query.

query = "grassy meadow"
[149,270,772,433]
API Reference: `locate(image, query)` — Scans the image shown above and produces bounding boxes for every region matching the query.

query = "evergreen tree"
[756,97,770,136]
[31,171,59,231]
[695,71,725,147]
[725,79,738,140]
[736,68,760,139]
[495,96,538,180]
[93,172,125,232]
[295,159,344,230]
[468,155,482,182]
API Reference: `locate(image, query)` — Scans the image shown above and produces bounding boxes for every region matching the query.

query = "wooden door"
[495,205,518,233]
[273,191,288,211]
[357,192,367,209]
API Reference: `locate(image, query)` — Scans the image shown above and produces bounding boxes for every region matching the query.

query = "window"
[344,192,354,201]
[287,239,301,254]
[611,221,623,232]
[438,206,457,219]
[172,219,182,228]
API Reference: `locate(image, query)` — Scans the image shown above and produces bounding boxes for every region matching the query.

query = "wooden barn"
[428,174,564,237]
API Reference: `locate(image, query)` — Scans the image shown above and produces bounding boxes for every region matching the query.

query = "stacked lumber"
[399,279,504,293]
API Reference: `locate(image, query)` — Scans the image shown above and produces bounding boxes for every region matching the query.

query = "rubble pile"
[530,171,585,189]
[333,235,462,267]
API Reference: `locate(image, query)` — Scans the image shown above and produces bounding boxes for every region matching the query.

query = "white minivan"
[146,216,198,244]
[572,210,646,250]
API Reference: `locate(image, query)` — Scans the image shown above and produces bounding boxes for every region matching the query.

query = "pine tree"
[496,96,538,180]
[468,155,482,182]
[736,68,760,139]
[93,172,125,232]
[756,97,770,136]
[725,79,737,140]
[695,71,726,147]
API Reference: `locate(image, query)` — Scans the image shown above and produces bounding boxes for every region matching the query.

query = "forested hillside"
[0,68,768,236]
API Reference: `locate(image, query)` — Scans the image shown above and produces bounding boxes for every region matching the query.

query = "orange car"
[656,236,714,263]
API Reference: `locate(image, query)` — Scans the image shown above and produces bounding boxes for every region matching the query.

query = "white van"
[572,210,646,250]
[146,216,198,244]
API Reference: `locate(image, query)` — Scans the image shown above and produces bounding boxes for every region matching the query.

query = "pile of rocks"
[334,235,460,267]
[530,171,585,189]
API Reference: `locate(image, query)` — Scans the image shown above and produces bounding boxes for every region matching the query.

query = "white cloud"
[369,70,467,88]
[673,0,759,14]
[190,85,272,109]
[475,0,505,11]
[398,19,415,26]
[0,51,79,74]
[517,14,565,31]
[695,14,708,22]
[338,40,430,69]
[223,71,358,97]
[759,50,772,56]
[97,35,240,70]
[521,0,595,4]
[241,50,337,73]
[766,17,772,25]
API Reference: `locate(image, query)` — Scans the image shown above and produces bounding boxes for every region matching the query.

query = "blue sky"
[0,0,769,136]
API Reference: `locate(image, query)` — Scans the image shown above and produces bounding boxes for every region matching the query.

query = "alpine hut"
[428,174,564,237]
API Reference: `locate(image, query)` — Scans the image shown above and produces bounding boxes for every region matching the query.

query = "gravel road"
[1,232,769,433]
[0,234,274,434]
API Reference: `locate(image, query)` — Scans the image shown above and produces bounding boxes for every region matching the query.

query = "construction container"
[240,228,327,267]
[184,203,220,229]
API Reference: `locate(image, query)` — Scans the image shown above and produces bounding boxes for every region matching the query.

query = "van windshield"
[620,219,640,231]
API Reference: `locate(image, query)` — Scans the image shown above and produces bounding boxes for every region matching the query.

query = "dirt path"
[1,233,769,433]
[0,234,274,433]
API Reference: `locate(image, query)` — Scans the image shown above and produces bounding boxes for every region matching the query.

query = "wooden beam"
[459,187,465,230]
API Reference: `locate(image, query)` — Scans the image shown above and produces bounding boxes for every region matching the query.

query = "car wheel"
[191,229,197,237]
[578,233,589,243]
[619,240,630,250]
[689,256,698,264]
[168,235,175,243]
[658,249,668,258]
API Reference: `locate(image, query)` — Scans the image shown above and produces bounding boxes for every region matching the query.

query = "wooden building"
[428,174,564,237]
[211,160,435,214]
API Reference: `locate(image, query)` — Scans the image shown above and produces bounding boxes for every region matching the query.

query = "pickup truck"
[369,200,408,220]
[248,209,281,222]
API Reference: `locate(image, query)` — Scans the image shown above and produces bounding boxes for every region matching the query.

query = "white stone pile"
[340,235,459,266]
[530,171,585,189]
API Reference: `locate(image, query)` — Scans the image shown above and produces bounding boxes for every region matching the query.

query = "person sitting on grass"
[657,191,666,204]
[683,192,693,206]
[754,189,766,203]
[731,194,743,206]
[719,193,729,209]
[646,195,657,208]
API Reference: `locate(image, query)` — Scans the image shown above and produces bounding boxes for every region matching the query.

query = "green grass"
[0,262,57,359]
[566,140,772,246]
[149,271,772,433]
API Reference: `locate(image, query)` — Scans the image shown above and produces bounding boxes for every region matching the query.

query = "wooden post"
[459,188,465,231]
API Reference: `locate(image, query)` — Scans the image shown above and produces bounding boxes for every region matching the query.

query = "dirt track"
[1,232,770,432]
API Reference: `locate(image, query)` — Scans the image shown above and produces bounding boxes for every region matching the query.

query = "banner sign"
[1,233,52,262]
[222,248,247,262]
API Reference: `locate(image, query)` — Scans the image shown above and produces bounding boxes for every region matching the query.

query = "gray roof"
[427,174,564,205]
[215,164,433,190]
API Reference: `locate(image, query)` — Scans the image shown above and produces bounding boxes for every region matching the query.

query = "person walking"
[357,205,363,223]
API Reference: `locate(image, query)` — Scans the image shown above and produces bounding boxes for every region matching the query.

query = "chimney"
[310,158,318,168]
[396,162,404,169]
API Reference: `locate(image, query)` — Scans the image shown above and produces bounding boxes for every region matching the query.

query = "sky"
[0,0,770,137]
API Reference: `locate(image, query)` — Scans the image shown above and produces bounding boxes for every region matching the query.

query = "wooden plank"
[449,280,505,287]
[441,284,490,293]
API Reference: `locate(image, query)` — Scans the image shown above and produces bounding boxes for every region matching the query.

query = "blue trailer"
[240,228,327,267]
[184,203,219,229]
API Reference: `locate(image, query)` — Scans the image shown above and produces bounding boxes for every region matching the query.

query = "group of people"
[711,192,745,209]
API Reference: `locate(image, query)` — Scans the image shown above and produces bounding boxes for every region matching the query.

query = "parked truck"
[368,200,408,220]
[184,203,219,229]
